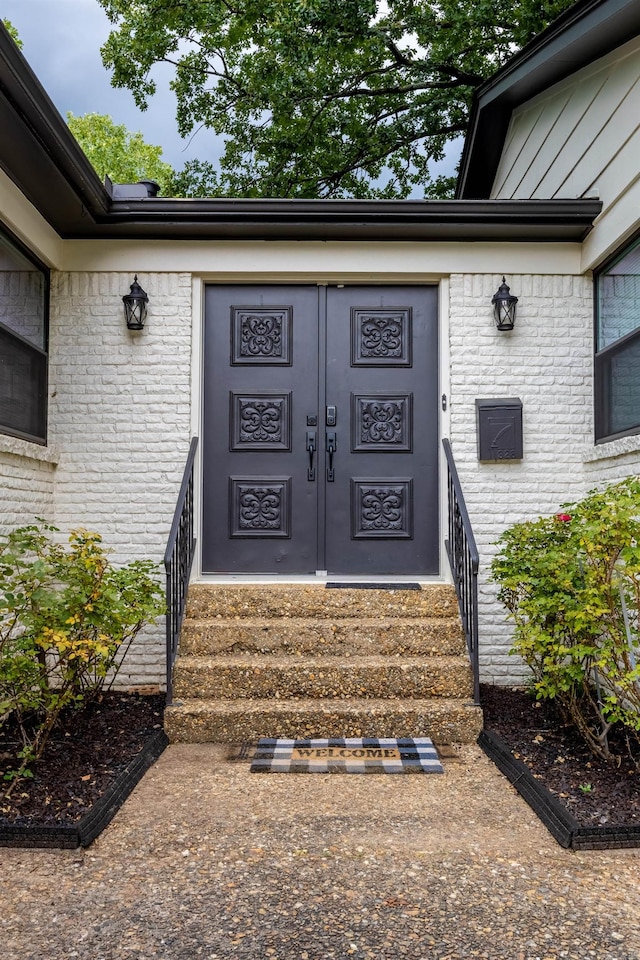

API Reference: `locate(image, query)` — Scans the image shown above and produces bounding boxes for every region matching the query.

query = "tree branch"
[315,78,469,103]
[433,64,484,85]
[380,33,420,69]
[302,122,467,197]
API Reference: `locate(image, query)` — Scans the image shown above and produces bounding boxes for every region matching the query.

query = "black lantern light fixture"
[123,276,149,330]
[491,276,518,331]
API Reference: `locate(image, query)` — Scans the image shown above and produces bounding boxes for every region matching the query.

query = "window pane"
[608,336,640,436]
[0,326,47,442]
[0,232,46,350]
[598,239,640,350]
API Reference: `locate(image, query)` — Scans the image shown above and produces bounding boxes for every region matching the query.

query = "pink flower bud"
[555,513,572,522]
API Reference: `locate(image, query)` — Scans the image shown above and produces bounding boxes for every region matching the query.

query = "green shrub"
[491,477,640,764]
[0,522,165,791]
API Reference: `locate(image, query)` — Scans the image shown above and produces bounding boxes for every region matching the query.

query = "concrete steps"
[180,617,465,657]
[166,697,481,744]
[173,654,472,700]
[184,583,460,620]
[165,583,482,744]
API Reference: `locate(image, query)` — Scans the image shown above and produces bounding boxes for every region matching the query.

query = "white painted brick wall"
[10,267,635,691]
[0,441,56,534]
[583,436,640,487]
[449,274,595,684]
[48,272,193,687]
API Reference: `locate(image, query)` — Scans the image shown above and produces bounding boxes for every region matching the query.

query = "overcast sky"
[3,0,459,189]
[3,0,224,170]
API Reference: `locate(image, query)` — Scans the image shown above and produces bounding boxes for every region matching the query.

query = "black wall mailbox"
[476,398,523,461]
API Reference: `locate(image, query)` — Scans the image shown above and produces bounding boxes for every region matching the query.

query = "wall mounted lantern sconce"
[491,276,518,331]
[123,276,149,330]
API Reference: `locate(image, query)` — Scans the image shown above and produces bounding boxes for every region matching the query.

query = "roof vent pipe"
[108,180,162,200]
[138,179,160,198]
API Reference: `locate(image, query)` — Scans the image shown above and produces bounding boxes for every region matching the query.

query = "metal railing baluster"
[164,437,198,703]
[442,438,480,705]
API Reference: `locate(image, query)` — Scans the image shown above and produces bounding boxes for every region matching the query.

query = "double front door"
[203,285,439,575]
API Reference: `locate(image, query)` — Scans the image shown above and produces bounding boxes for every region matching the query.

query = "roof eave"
[457,0,640,198]
[63,198,601,242]
[0,23,110,225]
[0,23,600,244]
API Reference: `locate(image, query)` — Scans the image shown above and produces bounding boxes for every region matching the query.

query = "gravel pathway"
[2,743,639,959]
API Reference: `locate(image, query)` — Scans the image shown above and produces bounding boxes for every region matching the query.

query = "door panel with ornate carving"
[324,286,439,574]
[203,285,438,575]
[203,285,319,573]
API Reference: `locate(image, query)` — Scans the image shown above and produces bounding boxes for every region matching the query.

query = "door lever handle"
[326,430,337,482]
[306,430,317,481]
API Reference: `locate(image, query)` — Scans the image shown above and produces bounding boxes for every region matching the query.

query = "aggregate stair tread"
[179,616,466,658]
[186,583,459,620]
[164,697,483,745]
[169,582,481,745]
[172,654,473,701]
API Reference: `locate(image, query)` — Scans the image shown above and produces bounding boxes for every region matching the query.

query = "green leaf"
[96,0,576,198]
[492,477,640,763]
[67,113,174,195]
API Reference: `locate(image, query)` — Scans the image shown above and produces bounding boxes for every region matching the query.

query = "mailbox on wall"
[475,398,523,462]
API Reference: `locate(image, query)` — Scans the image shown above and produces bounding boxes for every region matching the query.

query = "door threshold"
[195,574,447,584]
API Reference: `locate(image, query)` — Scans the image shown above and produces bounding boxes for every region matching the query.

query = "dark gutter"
[65,198,601,242]
[103,197,600,223]
[457,0,640,199]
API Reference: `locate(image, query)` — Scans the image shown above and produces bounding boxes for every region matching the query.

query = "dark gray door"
[323,286,439,574]
[203,284,439,575]
[203,285,319,573]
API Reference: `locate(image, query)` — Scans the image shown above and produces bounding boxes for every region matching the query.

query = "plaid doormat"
[250,737,444,774]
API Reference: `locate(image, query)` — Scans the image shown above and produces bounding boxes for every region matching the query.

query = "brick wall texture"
[448,274,638,683]
[0,448,55,531]
[47,272,194,686]
[1,269,639,687]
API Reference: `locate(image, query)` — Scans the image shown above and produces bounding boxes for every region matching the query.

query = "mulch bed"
[481,684,640,828]
[0,692,165,828]
[2,684,639,845]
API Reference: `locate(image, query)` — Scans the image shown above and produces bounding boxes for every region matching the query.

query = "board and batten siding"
[492,34,640,204]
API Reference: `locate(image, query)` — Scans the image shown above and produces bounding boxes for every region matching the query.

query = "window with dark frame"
[595,236,640,443]
[0,225,49,444]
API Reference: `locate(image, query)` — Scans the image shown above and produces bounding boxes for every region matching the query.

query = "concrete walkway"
[2,743,639,959]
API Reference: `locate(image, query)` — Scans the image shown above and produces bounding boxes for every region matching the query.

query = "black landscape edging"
[478,729,640,850]
[0,728,169,850]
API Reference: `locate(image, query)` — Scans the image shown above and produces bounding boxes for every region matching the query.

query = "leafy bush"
[491,478,640,764]
[0,522,165,790]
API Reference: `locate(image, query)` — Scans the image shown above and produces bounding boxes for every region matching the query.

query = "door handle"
[326,430,337,482]
[306,430,317,481]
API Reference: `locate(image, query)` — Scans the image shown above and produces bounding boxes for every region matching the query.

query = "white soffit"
[60,239,585,277]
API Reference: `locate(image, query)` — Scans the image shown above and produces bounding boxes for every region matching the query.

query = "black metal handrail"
[442,438,480,704]
[164,437,198,702]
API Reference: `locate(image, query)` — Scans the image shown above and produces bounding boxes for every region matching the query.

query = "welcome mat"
[250,737,444,774]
